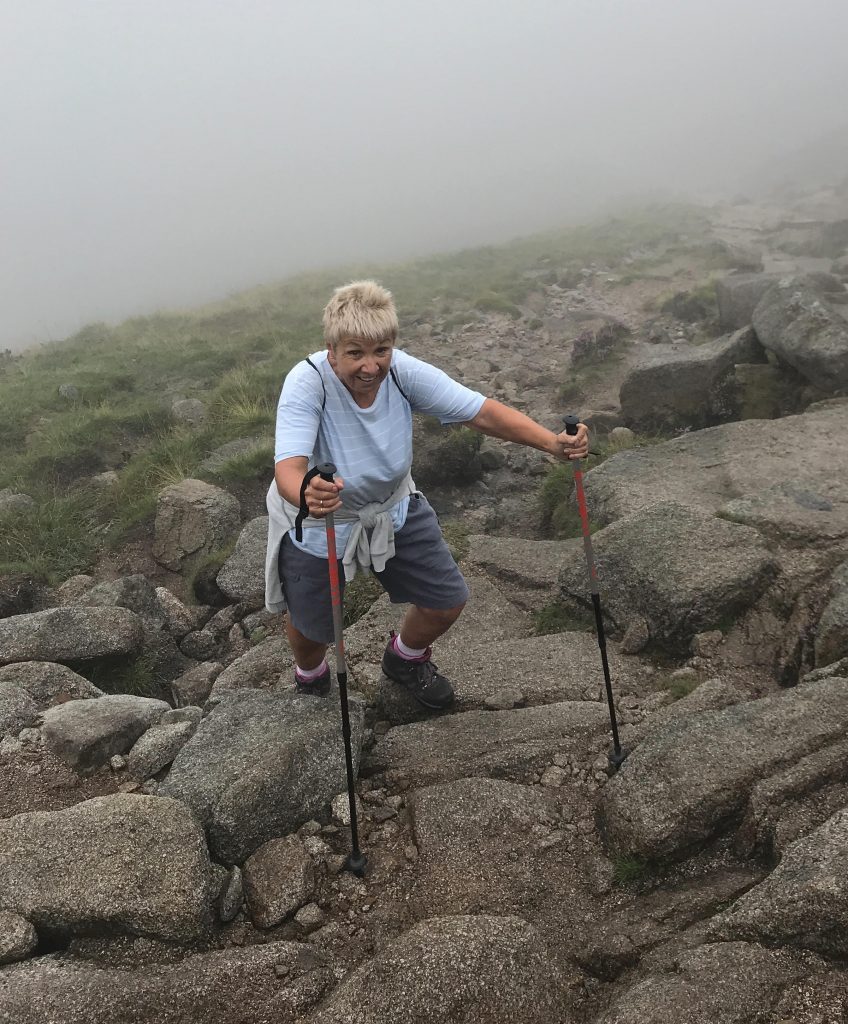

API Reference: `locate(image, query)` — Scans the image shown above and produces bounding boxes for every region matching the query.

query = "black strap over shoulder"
[389,365,409,403]
[295,466,321,541]
[304,356,410,409]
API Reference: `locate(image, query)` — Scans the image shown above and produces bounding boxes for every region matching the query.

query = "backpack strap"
[307,354,409,408]
[389,365,410,403]
[304,357,326,411]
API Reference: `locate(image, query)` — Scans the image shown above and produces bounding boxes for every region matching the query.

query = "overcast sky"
[1,0,846,350]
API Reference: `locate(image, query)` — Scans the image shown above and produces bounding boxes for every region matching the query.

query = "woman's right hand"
[306,475,344,518]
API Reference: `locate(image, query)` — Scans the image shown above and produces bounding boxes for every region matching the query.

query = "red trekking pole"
[563,416,627,770]
[317,462,367,875]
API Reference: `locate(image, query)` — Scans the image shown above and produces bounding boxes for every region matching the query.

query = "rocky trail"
[2,190,848,1022]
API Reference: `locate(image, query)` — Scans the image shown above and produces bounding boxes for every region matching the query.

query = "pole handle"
[317,462,337,482]
[563,414,580,437]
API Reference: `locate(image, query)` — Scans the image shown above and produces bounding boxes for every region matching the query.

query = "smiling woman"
[265,279,589,710]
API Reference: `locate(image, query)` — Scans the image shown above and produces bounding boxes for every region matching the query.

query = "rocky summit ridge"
[1,187,848,1022]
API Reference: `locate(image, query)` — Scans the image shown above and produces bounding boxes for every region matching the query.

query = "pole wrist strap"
[295,467,321,541]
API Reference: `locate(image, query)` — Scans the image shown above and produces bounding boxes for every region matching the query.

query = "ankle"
[393,634,429,661]
[295,659,329,681]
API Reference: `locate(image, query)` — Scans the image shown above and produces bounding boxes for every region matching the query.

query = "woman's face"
[327,336,394,403]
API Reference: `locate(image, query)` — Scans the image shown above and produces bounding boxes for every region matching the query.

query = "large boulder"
[80,575,166,629]
[216,515,267,604]
[581,403,848,543]
[159,690,364,864]
[710,806,848,957]
[753,275,848,391]
[206,636,292,705]
[0,939,333,1024]
[557,501,776,652]
[0,661,102,705]
[0,794,216,943]
[152,478,240,572]
[367,700,608,787]
[0,606,144,666]
[309,915,576,1024]
[0,662,102,738]
[42,694,169,772]
[714,272,781,330]
[619,328,765,432]
[601,675,848,861]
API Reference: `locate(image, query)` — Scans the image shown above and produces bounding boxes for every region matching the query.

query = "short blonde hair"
[322,280,398,347]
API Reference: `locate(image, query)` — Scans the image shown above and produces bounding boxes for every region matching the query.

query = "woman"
[265,280,588,709]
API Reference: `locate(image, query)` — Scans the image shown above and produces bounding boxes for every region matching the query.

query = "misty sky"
[1,0,846,350]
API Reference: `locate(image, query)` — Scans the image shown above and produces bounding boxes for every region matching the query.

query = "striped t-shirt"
[274,349,486,558]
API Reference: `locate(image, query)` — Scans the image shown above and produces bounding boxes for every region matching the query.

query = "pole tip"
[608,747,629,771]
[344,851,367,877]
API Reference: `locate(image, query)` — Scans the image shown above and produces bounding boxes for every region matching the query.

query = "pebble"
[274,964,290,979]
[540,766,567,788]
[404,845,419,862]
[110,755,127,771]
[299,819,322,837]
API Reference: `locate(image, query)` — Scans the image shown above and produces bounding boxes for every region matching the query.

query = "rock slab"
[0,607,144,665]
[309,914,575,1024]
[0,794,215,943]
[558,501,776,652]
[160,690,364,864]
[602,675,848,861]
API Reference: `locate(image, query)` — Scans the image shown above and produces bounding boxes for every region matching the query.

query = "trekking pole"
[562,416,628,770]
[317,462,367,876]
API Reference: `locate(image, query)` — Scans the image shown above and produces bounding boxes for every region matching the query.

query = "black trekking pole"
[317,462,367,876]
[562,416,628,771]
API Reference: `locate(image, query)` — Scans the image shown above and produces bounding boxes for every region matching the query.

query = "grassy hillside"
[0,204,710,582]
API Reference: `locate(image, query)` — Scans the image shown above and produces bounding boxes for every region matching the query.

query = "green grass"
[656,672,700,701]
[0,202,711,583]
[85,653,161,698]
[538,464,599,540]
[532,600,593,635]
[612,854,652,887]
[0,493,101,581]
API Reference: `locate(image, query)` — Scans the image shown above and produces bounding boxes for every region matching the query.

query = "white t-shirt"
[274,349,486,558]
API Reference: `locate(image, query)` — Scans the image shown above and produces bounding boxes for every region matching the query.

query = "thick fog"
[1,0,846,350]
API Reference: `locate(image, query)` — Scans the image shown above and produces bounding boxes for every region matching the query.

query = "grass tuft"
[613,854,652,887]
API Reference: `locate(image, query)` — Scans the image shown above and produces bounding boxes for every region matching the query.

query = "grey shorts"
[279,493,469,644]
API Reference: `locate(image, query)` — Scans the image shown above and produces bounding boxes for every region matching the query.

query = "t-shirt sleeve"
[274,362,324,462]
[394,351,486,424]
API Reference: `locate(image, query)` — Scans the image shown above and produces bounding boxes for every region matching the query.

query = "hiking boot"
[294,665,332,697]
[381,634,454,710]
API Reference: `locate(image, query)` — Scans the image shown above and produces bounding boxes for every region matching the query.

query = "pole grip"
[317,462,337,481]
[563,414,580,437]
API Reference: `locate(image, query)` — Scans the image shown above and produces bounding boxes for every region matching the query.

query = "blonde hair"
[322,280,398,347]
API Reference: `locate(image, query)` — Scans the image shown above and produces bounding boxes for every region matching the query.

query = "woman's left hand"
[552,422,589,461]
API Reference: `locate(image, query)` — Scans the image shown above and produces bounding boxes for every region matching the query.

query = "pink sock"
[393,635,428,660]
[296,659,328,681]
